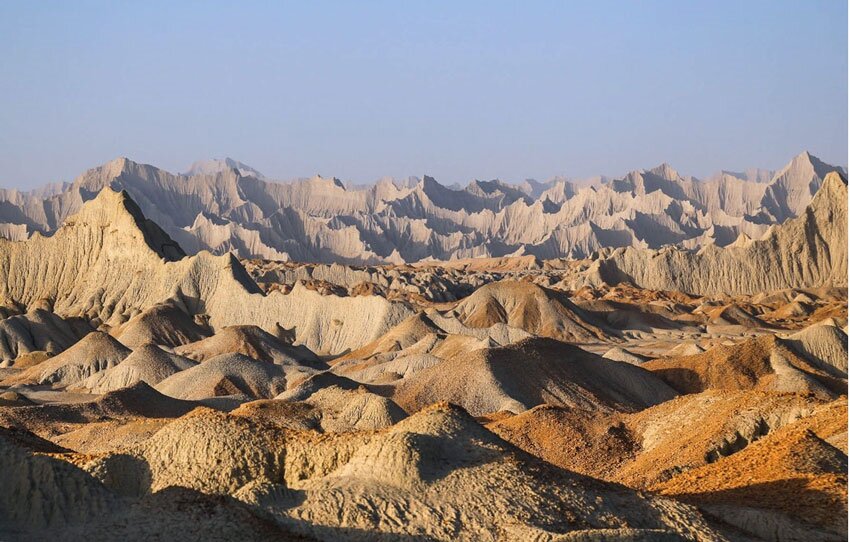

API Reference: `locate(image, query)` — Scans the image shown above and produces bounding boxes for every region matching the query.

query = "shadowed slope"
[394,337,677,416]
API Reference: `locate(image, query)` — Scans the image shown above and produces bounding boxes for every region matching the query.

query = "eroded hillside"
[0,179,845,541]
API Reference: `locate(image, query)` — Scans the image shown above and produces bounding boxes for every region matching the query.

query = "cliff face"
[591,172,848,296]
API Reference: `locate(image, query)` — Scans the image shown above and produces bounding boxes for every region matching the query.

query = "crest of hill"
[0,151,841,264]
[643,333,847,398]
[274,371,364,402]
[0,188,192,318]
[451,281,614,343]
[760,150,844,221]
[0,382,200,442]
[80,343,197,394]
[393,337,677,416]
[332,311,446,362]
[241,385,407,433]
[110,301,210,348]
[154,353,295,401]
[0,425,70,454]
[277,370,427,424]
[783,322,848,377]
[184,157,265,179]
[4,331,131,386]
[91,381,202,418]
[329,309,536,387]
[602,346,650,365]
[230,399,324,431]
[296,385,407,432]
[62,187,185,261]
[332,306,532,363]
[78,403,723,541]
[592,172,848,295]
[174,325,323,368]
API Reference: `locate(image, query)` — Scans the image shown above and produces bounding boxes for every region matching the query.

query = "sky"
[0,1,847,189]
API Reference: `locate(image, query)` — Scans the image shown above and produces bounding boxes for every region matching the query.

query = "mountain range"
[0,154,845,541]
[0,151,843,264]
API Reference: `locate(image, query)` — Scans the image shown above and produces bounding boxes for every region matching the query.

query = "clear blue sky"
[0,1,846,188]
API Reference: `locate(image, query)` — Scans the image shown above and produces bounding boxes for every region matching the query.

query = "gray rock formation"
[589,172,848,295]
[0,151,841,264]
[0,188,413,356]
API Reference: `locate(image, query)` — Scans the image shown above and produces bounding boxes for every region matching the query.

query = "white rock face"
[0,152,842,264]
[590,172,848,296]
[0,188,413,356]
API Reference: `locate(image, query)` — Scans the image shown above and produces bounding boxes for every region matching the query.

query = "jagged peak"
[299,174,347,191]
[185,158,264,179]
[101,156,136,178]
[421,175,441,187]
[417,175,454,195]
[774,150,825,177]
[465,179,524,198]
[816,171,849,197]
[729,232,753,248]
[64,188,186,261]
[647,162,680,180]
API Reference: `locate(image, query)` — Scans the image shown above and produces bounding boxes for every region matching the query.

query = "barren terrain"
[0,162,845,541]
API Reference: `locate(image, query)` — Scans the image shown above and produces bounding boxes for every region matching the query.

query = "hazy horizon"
[1,1,847,189]
[6,149,846,193]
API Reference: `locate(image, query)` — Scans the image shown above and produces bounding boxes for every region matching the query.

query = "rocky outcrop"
[591,172,848,295]
[0,151,842,264]
[80,344,197,393]
[78,404,725,541]
[0,189,413,355]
